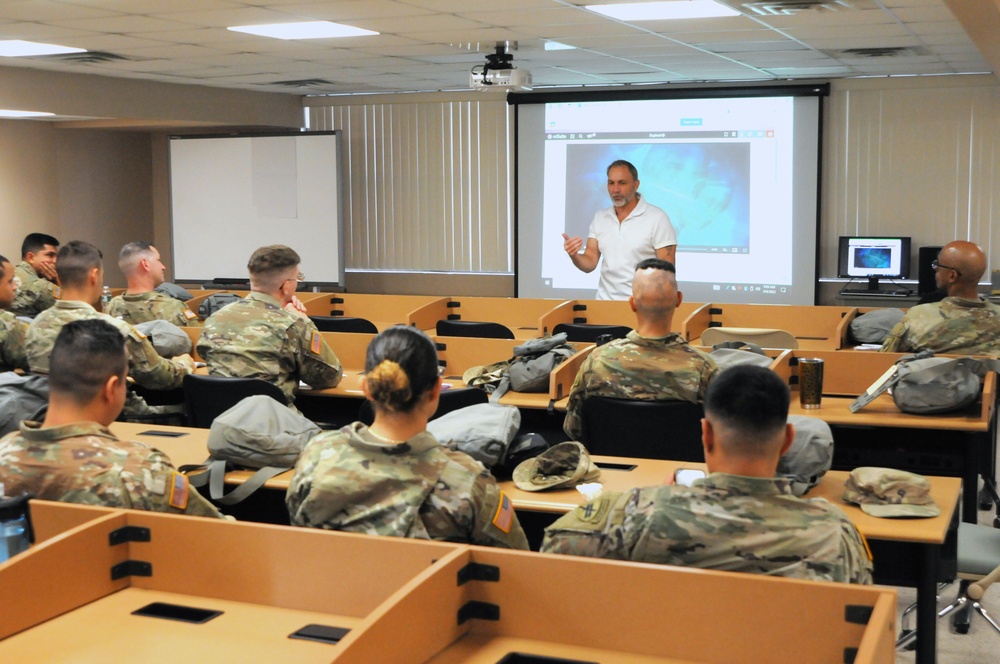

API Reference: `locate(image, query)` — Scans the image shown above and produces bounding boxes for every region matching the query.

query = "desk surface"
[112,422,959,546]
[788,393,990,432]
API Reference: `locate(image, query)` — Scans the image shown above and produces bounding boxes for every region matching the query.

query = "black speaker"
[918,246,942,294]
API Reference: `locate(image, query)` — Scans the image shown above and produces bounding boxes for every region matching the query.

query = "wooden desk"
[500,462,959,664]
[682,303,856,350]
[4,502,896,664]
[410,296,564,340]
[303,293,448,332]
[540,299,705,336]
[772,349,996,524]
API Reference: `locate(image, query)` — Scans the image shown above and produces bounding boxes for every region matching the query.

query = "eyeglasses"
[931,260,962,278]
[283,272,305,286]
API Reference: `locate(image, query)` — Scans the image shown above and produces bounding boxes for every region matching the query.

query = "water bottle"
[0,493,33,563]
[101,285,112,312]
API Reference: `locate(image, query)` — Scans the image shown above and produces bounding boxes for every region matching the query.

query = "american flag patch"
[492,491,513,533]
[310,331,322,355]
[168,472,189,510]
[184,309,197,320]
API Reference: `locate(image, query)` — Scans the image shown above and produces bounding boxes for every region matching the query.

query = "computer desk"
[111,421,954,664]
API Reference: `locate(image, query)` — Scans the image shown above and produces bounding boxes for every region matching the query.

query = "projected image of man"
[562,160,677,300]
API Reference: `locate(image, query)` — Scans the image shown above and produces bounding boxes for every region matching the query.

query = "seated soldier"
[26,241,194,414]
[562,258,718,440]
[0,319,223,518]
[882,240,1000,355]
[10,232,60,317]
[0,254,29,372]
[108,242,199,327]
[286,325,528,548]
[197,245,342,406]
[542,365,873,584]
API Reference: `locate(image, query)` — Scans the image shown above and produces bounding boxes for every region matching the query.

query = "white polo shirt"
[588,195,677,300]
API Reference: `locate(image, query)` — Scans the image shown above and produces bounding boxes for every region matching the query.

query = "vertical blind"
[822,75,1000,278]
[306,95,513,274]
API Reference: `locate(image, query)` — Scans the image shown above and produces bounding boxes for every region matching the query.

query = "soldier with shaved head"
[561,258,718,441]
[882,240,1000,355]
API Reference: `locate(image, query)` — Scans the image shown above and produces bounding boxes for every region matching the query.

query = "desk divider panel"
[180,326,202,361]
[0,510,130,639]
[335,546,896,663]
[303,293,447,324]
[679,301,714,342]
[28,500,124,544]
[319,331,377,370]
[686,303,855,350]
[433,336,519,377]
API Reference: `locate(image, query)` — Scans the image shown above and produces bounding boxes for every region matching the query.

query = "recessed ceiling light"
[0,109,55,118]
[228,21,378,40]
[586,1,741,21]
[545,41,576,51]
[0,40,86,57]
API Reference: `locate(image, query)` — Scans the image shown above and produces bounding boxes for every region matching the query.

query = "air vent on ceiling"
[267,79,336,88]
[740,0,874,15]
[838,46,929,58]
[41,51,129,64]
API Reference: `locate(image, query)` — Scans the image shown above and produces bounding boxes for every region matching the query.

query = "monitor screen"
[837,237,911,279]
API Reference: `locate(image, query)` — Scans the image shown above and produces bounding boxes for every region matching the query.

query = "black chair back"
[310,316,378,334]
[553,323,632,343]
[358,386,489,425]
[183,374,288,428]
[436,319,514,339]
[580,397,705,461]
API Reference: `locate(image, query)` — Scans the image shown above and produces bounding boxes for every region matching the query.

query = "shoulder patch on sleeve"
[310,330,322,355]
[168,472,190,510]
[183,309,197,320]
[491,491,514,533]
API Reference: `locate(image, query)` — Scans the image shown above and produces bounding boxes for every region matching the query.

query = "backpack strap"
[181,458,289,506]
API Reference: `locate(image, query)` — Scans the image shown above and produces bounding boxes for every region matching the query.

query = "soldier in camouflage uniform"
[197,245,341,405]
[107,242,199,327]
[0,255,29,372]
[0,319,223,518]
[10,232,61,317]
[543,365,873,584]
[287,325,528,549]
[563,258,718,440]
[882,241,1000,355]
[26,241,193,394]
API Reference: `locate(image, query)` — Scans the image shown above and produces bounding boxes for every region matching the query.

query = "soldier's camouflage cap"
[842,466,940,518]
[512,441,600,492]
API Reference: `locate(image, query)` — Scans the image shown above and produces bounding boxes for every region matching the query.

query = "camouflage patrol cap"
[842,467,940,518]
[512,441,600,492]
[777,415,833,496]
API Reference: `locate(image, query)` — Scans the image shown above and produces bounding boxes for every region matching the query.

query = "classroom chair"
[579,397,705,461]
[358,386,489,425]
[552,322,632,343]
[436,320,514,339]
[701,327,799,349]
[897,522,1000,649]
[309,315,379,334]
[182,374,289,428]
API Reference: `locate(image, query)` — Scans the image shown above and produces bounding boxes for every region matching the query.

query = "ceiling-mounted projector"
[470,42,532,91]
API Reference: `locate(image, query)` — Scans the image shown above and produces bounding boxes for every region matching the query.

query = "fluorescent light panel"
[228,21,377,40]
[586,1,741,21]
[0,40,86,57]
[545,41,576,51]
[0,110,55,118]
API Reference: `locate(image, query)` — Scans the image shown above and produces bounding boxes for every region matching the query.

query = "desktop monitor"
[838,236,911,291]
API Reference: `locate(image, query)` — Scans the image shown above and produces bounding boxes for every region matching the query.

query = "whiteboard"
[169,132,344,285]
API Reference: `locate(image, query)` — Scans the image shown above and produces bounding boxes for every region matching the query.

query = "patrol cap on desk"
[842,467,940,518]
[512,441,600,492]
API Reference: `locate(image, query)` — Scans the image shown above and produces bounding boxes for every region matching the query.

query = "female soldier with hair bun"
[286,325,528,548]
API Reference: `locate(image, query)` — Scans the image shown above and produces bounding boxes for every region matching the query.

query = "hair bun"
[366,359,412,412]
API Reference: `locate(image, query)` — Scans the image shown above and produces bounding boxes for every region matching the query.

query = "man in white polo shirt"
[562,159,677,300]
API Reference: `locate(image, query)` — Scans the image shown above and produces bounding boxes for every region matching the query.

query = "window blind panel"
[307,98,511,274]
